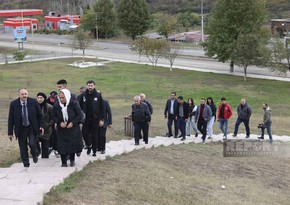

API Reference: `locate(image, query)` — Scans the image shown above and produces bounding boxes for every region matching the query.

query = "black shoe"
[168,135,173,138]
[87,146,92,155]
[186,135,190,137]
[92,153,96,157]
[135,143,139,145]
[178,134,182,138]
[258,136,264,140]
[84,146,88,150]
[174,136,177,138]
[145,142,148,144]
[33,156,38,163]
[24,163,30,167]
[61,163,68,167]
[70,161,75,167]
[245,135,250,138]
[101,150,105,154]
[195,133,198,138]
[181,137,186,141]
[76,152,81,157]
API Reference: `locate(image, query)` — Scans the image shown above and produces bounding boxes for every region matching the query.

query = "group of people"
[8,79,112,168]
[164,92,273,144]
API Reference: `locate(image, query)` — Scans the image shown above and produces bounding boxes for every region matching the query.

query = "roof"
[0,9,43,17]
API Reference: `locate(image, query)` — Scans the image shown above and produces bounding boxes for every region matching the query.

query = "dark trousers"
[83,120,99,153]
[178,117,186,138]
[39,138,50,158]
[234,118,250,136]
[61,153,75,165]
[98,127,107,151]
[134,121,149,144]
[261,121,272,141]
[167,114,178,137]
[197,120,207,141]
[49,125,57,150]
[17,125,39,166]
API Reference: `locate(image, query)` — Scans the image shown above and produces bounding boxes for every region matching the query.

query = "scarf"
[58,89,71,123]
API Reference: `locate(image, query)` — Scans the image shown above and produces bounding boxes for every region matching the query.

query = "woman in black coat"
[53,89,83,167]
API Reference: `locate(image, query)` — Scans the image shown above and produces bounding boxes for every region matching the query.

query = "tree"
[80,9,96,35]
[177,12,200,31]
[143,38,170,66]
[232,33,270,81]
[270,38,290,73]
[155,12,177,39]
[94,0,116,39]
[117,0,150,40]
[204,0,268,73]
[165,46,182,71]
[130,37,145,62]
[73,29,92,59]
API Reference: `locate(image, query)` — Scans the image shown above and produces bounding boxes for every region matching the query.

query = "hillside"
[0,0,289,19]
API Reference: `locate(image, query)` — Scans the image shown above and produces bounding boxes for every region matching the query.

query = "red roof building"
[4,18,39,33]
[0,9,43,17]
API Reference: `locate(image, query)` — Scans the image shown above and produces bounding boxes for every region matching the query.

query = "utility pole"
[95,12,99,47]
[201,0,204,42]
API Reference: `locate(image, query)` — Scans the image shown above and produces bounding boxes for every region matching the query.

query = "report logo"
[223,140,290,157]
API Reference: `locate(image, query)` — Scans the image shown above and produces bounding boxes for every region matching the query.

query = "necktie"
[22,103,28,126]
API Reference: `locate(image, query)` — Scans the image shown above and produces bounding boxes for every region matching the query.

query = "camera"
[257,123,264,129]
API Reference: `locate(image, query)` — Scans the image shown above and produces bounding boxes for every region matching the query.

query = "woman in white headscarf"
[53,89,83,167]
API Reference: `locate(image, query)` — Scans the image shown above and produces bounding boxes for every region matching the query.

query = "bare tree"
[165,46,182,71]
[73,30,92,60]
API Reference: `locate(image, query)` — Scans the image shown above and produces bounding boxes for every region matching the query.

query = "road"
[1,32,290,81]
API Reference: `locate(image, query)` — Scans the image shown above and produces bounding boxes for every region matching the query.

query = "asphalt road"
[1,32,290,81]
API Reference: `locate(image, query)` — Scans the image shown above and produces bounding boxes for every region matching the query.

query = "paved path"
[0,134,289,205]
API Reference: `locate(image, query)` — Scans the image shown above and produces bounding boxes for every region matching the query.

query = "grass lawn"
[42,143,290,205]
[1,58,290,204]
[0,58,289,166]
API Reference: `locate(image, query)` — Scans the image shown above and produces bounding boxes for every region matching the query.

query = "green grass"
[0,58,289,167]
[42,142,290,205]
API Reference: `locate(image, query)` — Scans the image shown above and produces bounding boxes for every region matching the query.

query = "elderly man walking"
[8,88,44,167]
[131,95,151,145]
[232,99,252,138]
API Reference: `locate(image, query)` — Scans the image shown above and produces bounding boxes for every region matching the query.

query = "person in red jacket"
[217,97,233,140]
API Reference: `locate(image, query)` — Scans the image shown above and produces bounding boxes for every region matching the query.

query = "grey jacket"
[195,104,212,123]
[237,103,251,120]
[263,107,272,125]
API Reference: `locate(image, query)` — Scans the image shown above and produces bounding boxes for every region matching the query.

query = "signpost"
[13,28,27,50]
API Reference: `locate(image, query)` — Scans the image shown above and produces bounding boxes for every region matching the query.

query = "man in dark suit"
[8,88,44,167]
[98,99,112,154]
[164,92,178,138]
[175,96,189,141]
[79,80,104,157]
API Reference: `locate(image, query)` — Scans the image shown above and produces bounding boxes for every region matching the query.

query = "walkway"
[0,134,289,205]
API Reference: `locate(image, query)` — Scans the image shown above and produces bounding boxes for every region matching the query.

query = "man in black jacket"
[233,99,252,138]
[98,99,112,154]
[79,80,104,156]
[8,88,44,167]
[132,95,151,145]
[164,92,178,138]
[176,96,189,141]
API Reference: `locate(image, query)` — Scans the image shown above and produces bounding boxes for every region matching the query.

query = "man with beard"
[79,80,104,156]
